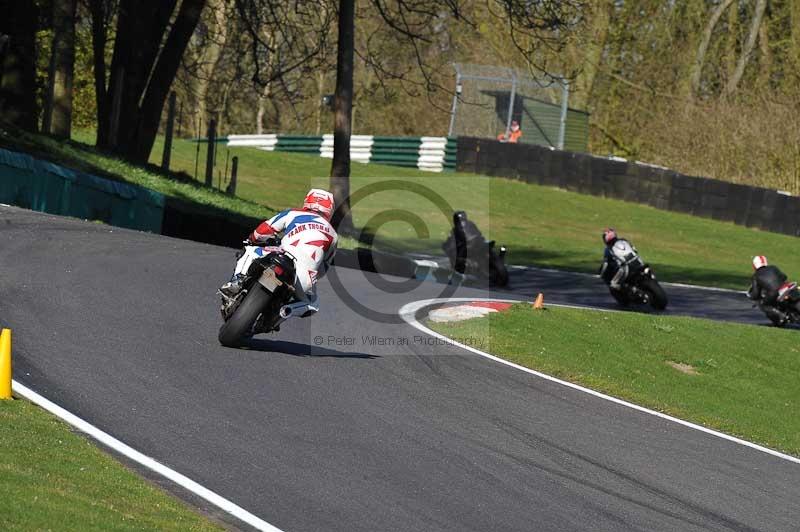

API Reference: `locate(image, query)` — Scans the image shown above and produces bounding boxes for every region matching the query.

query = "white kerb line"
[399,297,800,466]
[12,380,285,532]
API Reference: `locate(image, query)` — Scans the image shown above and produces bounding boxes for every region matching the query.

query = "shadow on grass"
[245,338,380,359]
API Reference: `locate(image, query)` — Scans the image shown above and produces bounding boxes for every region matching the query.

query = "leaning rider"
[748,255,788,326]
[599,228,642,291]
[220,189,339,318]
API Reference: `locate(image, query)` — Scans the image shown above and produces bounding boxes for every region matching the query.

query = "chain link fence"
[447,63,589,152]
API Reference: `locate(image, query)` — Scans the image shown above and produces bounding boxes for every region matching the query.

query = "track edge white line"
[11,380,284,532]
[399,297,800,466]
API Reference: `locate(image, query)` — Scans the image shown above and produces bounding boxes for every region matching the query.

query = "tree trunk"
[690,0,734,99]
[88,0,109,146]
[0,1,38,131]
[757,14,771,88]
[330,0,355,234]
[724,0,768,97]
[315,71,325,135]
[43,0,78,139]
[101,0,177,151]
[256,81,272,134]
[128,0,206,163]
[195,0,228,130]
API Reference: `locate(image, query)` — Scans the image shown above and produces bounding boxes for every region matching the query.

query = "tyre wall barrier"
[456,137,800,237]
[226,134,457,172]
[0,148,164,232]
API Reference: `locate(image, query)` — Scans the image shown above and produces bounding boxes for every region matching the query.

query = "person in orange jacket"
[497,120,522,143]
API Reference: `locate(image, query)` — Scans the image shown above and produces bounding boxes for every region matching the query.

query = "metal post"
[226,156,238,196]
[205,119,216,187]
[558,80,569,150]
[448,66,462,137]
[504,69,517,141]
[161,91,176,171]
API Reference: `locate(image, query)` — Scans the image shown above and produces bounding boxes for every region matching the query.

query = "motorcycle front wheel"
[218,284,272,347]
[640,278,668,310]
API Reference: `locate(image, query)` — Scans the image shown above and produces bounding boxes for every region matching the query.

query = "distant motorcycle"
[756,281,800,326]
[608,263,668,311]
[443,210,509,287]
[218,243,298,347]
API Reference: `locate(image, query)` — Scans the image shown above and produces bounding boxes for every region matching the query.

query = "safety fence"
[226,134,457,172]
[457,137,800,237]
[0,147,164,232]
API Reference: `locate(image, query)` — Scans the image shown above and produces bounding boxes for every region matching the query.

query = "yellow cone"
[533,293,545,310]
[0,329,11,399]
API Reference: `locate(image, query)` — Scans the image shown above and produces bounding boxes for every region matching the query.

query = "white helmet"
[303,189,335,221]
[752,255,768,270]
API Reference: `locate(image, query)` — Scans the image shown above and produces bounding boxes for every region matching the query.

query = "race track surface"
[2,205,798,531]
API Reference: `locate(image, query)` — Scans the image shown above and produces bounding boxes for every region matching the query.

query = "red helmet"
[602,228,617,245]
[752,255,768,270]
[303,189,334,221]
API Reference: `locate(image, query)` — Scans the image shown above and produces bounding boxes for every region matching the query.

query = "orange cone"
[532,293,544,310]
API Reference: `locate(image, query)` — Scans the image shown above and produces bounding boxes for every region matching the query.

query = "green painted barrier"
[0,148,165,232]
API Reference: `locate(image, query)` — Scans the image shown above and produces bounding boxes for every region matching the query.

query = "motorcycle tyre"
[219,285,272,347]
[489,252,509,287]
[609,287,629,306]
[641,278,668,310]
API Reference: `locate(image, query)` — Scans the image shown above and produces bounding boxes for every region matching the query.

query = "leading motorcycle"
[218,244,298,347]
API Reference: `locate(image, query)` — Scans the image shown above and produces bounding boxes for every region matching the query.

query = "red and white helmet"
[303,188,335,221]
[752,255,768,270]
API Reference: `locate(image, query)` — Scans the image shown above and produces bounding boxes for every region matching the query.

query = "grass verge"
[4,127,800,289]
[149,135,800,290]
[0,398,223,531]
[429,304,800,456]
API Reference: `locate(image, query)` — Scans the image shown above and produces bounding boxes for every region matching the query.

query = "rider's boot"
[219,274,245,297]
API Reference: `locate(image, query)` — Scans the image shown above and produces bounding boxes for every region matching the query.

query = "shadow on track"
[242,339,380,359]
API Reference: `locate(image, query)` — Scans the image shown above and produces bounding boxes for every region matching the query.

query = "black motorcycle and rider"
[599,228,668,311]
[748,255,800,327]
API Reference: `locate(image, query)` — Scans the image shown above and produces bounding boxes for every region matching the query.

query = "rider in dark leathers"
[747,255,788,325]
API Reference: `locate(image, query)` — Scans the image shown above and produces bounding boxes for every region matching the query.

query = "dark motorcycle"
[443,211,509,287]
[608,263,668,311]
[758,281,800,326]
[218,246,298,347]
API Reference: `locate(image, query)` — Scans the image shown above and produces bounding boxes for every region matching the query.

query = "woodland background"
[3,1,800,194]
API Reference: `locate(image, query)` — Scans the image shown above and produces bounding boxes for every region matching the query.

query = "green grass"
[148,135,800,289]
[0,126,274,220]
[430,304,800,456]
[0,398,223,531]
[5,127,800,289]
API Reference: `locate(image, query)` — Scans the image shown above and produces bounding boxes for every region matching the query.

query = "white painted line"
[11,380,285,532]
[399,298,800,466]
[508,264,744,294]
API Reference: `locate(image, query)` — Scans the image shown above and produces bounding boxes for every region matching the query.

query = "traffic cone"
[532,293,544,310]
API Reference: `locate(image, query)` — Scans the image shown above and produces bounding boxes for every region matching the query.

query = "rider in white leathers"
[220,189,339,318]
[599,228,643,290]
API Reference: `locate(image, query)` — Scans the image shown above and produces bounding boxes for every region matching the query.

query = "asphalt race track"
[2,205,799,531]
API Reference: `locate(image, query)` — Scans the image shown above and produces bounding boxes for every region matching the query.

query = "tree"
[90,0,206,163]
[0,1,39,131]
[329,0,355,232]
[42,0,78,138]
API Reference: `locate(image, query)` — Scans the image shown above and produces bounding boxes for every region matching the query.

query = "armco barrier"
[456,137,800,237]
[0,148,164,232]
[226,134,456,172]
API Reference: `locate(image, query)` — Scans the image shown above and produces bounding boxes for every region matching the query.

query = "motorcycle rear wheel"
[218,285,272,347]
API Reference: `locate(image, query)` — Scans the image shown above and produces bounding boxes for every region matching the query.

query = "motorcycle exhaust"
[279,305,293,319]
